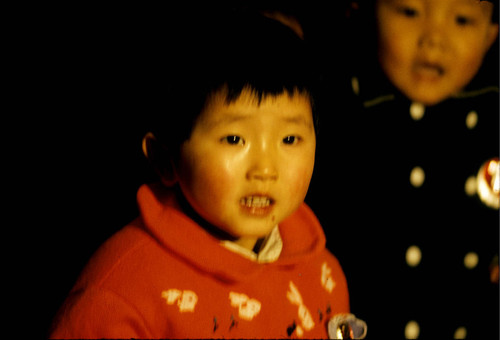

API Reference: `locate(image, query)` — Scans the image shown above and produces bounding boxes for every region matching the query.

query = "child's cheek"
[282,160,315,204]
[193,151,243,201]
[451,46,485,90]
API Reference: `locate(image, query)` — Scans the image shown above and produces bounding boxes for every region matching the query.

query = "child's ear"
[142,132,178,187]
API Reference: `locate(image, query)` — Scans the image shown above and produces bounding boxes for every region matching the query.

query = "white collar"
[220,225,283,263]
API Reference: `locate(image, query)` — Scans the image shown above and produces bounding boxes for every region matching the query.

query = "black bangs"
[149,8,318,149]
[222,84,311,106]
[187,10,316,99]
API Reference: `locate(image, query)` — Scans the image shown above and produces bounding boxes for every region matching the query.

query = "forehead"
[445,0,495,13]
[380,0,494,12]
[198,87,314,128]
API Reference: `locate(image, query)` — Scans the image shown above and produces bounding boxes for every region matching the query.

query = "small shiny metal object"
[477,157,500,209]
[328,313,367,339]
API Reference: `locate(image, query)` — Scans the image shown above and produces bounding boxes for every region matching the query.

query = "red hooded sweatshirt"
[50,183,349,338]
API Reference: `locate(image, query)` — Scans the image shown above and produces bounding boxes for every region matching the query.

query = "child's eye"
[282,135,301,145]
[220,135,245,145]
[455,15,474,26]
[397,6,419,18]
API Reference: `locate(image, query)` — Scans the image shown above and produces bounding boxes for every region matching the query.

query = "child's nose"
[419,21,446,50]
[247,165,278,181]
[246,145,278,182]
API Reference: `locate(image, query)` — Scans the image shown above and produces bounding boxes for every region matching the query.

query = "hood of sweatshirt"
[137,183,326,283]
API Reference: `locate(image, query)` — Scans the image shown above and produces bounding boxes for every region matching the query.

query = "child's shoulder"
[76,220,157,286]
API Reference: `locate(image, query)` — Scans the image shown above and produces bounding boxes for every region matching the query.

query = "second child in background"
[310,0,499,338]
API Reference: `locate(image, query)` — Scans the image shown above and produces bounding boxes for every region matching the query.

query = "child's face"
[376,0,498,105]
[176,88,316,249]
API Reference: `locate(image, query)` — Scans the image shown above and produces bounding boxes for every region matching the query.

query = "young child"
[49,10,362,339]
[311,0,499,338]
[376,0,498,106]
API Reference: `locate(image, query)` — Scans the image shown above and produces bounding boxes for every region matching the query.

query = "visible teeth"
[240,196,271,208]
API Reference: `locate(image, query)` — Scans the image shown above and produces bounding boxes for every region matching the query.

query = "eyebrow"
[281,115,314,129]
[204,114,250,129]
[206,113,313,129]
[455,0,489,7]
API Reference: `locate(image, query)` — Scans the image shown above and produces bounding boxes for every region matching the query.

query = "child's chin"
[405,90,450,107]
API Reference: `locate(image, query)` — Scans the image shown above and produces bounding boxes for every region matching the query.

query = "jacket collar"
[137,183,326,283]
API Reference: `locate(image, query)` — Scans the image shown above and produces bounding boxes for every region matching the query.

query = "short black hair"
[148,8,318,155]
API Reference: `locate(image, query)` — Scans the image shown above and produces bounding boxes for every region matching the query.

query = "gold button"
[465,111,478,129]
[410,166,425,188]
[410,102,425,121]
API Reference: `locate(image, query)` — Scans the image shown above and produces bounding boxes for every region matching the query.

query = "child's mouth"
[239,196,274,208]
[239,195,275,217]
[414,62,445,79]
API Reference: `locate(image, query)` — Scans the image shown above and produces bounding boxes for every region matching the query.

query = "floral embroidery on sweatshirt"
[161,289,198,312]
[229,292,262,321]
[286,281,315,337]
[321,262,336,293]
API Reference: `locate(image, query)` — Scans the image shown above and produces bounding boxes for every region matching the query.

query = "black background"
[15,3,498,338]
